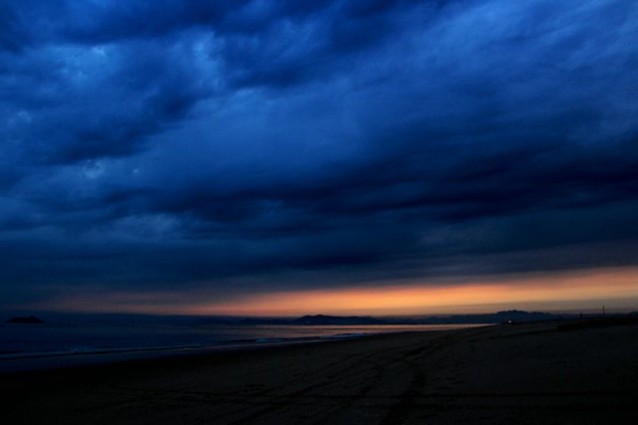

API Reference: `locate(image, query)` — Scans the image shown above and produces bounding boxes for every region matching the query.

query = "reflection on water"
[0,322,486,372]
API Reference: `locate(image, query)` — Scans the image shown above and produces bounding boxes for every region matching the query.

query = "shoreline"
[0,323,487,375]
[4,321,638,424]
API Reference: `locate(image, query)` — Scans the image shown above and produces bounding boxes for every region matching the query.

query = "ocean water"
[0,321,483,373]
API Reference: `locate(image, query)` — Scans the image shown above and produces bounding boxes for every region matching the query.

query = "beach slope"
[3,321,638,424]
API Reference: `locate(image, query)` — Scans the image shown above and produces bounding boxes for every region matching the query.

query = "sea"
[0,319,485,373]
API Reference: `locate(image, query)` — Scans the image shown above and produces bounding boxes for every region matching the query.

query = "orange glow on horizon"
[193,267,638,316]
[38,267,638,316]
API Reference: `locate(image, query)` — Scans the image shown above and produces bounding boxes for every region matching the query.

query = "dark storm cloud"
[0,0,441,168]
[1,37,212,165]
[1,0,638,308]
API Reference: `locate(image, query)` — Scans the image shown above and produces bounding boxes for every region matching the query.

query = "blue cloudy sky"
[1,0,637,314]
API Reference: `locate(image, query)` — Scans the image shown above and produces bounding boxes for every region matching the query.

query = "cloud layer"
[1,0,637,310]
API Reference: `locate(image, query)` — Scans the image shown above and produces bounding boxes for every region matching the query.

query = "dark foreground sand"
[3,321,638,425]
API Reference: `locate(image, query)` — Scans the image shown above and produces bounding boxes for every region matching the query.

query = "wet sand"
[3,321,638,424]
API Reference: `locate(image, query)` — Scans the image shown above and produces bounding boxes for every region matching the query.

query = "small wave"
[322,333,367,339]
[0,344,205,360]
[254,338,288,343]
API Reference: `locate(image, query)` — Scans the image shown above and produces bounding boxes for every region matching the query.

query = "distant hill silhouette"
[6,316,45,324]
[191,310,589,326]
[415,310,560,325]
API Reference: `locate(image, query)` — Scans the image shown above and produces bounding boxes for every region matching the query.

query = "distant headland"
[194,310,638,326]
[6,316,45,324]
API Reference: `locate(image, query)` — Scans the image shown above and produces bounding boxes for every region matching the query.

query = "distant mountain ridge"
[13,310,634,326]
[193,310,626,326]
[414,310,560,325]
[6,316,45,324]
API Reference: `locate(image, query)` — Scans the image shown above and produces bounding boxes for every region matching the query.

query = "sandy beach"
[3,321,638,425]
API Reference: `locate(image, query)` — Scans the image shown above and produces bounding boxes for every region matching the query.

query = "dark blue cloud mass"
[1,0,637,309]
